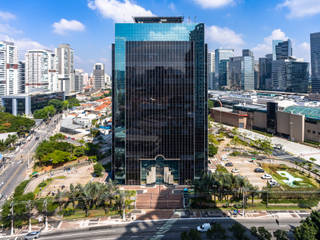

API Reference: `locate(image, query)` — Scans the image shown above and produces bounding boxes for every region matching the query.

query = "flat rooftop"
[284,106,320,121]
[133,16,184,23]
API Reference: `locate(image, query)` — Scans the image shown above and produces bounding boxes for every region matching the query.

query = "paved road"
[0,114,62,206]
[31,218,301,240]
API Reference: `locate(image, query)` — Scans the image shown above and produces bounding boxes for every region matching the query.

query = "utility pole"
[10,201,14,235]
[43,199,48,231]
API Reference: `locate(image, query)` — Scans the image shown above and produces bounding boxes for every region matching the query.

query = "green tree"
[208,144,218,157]
[43,150,72,166]
[251,226,272,240]
[93,163,104,177]
[48,99,63,112]
[207,223,226,239]
[229,222,249,240]
[273,230,288,240]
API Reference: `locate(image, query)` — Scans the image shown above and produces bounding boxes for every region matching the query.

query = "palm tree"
[26,200,33,232]
[66,184,78,209]
[76,184,91,217]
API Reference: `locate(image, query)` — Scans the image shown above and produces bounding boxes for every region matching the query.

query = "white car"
[221,155,228,161]
[231,168,240,173]
[261,174,272,179]
[197,223,211,232]
[268,179,279,187]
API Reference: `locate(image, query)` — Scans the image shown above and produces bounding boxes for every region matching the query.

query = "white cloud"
[168,2,175,11]
[193,0,234,8]
[294,41,310,62]
[278,0,320,18]
[252,29,288,58]
[0,23,23,35]
[52,18,85,35]
[206,25,244,48]
[0,11,15,21]
[88,0,154,22]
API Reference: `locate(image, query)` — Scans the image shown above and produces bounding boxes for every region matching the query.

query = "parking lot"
[222,156,268,189]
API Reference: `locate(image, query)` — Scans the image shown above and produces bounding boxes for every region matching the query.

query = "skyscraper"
[0,41,18,96]
[275,40,292,60]
[25,49,57,93]
[93,63,105,90]
[112,16,207,185]
[207,51,215,89]
[215,49,234,88]
[55,44,74,94]
[272,40,283,60]
[259,54,272,90]
[311,32,320,93]
[228,50,254,91]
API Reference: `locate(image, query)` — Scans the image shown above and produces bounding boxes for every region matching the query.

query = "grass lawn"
[261,164,320,189]
[63,209,120,220]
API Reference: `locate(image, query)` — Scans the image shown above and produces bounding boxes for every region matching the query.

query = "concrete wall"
[277,111,290,135]
[210,109,247,128]
[305,121,320,143]
[253,111,267,130]
[289,114,304,143]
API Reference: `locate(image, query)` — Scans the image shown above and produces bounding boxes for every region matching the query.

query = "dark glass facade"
[311,32,320,93]
[112,18,207,185]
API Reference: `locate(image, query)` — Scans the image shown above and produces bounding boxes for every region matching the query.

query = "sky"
[0,0,320,75]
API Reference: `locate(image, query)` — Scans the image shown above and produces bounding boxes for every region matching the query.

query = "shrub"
[93,163,104,177]
[60,208,75,216]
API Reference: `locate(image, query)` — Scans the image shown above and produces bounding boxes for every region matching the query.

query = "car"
[231,168,239,173]
[268,179,279,187]
[225,162,233,167]
[261,174,272,179]
[24,231,40,240]
[197,223,211,232]
[221,155,228,161]
[254,167,265,173]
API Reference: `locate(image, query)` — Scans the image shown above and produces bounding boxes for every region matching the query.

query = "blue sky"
[0,0,320,74]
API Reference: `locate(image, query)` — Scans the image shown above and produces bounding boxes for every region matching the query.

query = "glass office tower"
[311,32,320,93]
[112,17,207,185]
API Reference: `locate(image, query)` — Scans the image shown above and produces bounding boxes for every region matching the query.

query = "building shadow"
[111,185,291,240]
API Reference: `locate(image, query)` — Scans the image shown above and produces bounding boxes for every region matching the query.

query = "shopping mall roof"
[284,106,320,121]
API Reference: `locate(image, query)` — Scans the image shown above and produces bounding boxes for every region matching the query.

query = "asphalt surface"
[0,115,61,207]
[33,218,300,240]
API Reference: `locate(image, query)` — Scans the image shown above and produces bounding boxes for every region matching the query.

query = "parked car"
[261,174,272,179]
[221,155,228,161]
[197,223,211,232]
[24,231,40,240]
[225,162,233,167]
[268,179,279,187]
[231,168,239,173]
[254,167,265,173]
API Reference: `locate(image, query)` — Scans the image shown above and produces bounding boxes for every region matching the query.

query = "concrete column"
[12,98,17,116]
[25,96,31,116]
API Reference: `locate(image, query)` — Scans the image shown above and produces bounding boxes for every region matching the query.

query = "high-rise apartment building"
[112,16,207,185]
[74,69,84,92]
[25,49,57,93]
[215,49,234,88]
[0,41,18,96]
[18,61,25,94]
[207,51,215,89]
[55,44,74,94]
[275,40,292,60]
[311,32,320,93]
[93,63,105,90]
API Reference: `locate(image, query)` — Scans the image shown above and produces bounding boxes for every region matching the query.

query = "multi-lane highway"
[0,114,62,206]
[34,218,300,240]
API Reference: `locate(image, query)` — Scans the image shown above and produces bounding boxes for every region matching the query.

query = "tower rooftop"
[133,16,184,23]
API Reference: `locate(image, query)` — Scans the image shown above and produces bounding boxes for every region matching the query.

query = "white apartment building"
[207,51,215,90]
[55,44,74,95]
[0,41,19,96]
[74,69,84,92]
[25,49,58,93]
[93,63,104,90]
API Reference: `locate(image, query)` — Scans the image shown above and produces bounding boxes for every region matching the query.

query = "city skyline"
[1,0,320,74]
